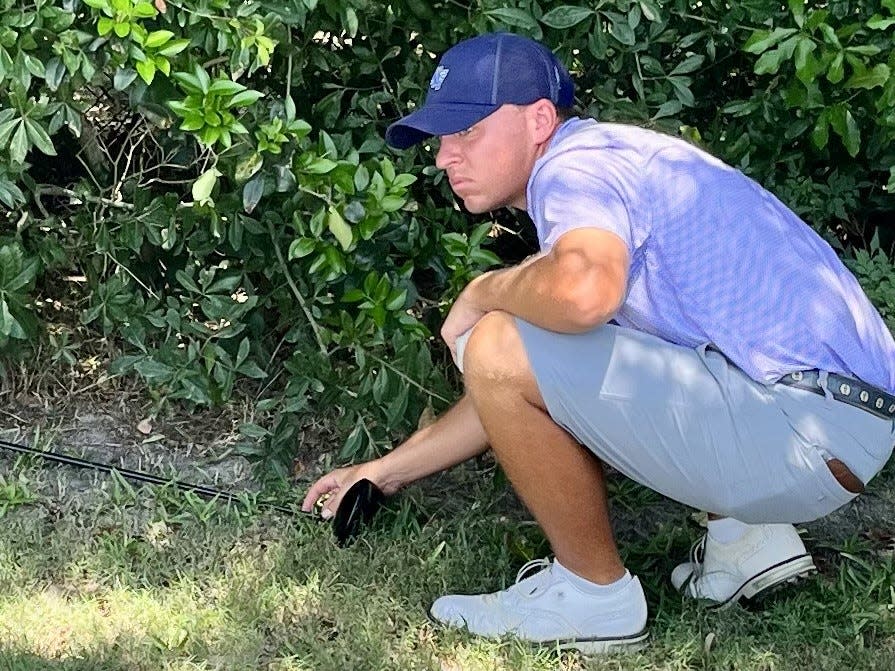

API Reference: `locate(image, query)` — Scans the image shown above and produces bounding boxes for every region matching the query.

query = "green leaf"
[158,38,191,57]
[45,57,66,91]
[288,238,316,259]
[670,55,705,76]
[668,77,695,106]
[175,270,202,293]
[235,152,263,182]
[811,111,829,149]
[818,24,841,48]
[135,58,155,85]
[242,176,264,214]
[192,168,220,204]
[638,0,662,22]
[0,180,24,209]
[327,206,353,251]
[829,104,860,157]
[144,29,174,49]
[114,67,139,90]
[827,52,844,83]
[540,5,594,29]
[385,288,407,311]
[789,0,805,27]
[194,64,211,93]
[754,48,784,75]
[9,122,28,165]
[208,78,245,96]
[345,7,358,37]
[743,27,798,54]
[113,21,130,38]
[305,157,338,174]
[846,45,881,56]
[172,71,203,94]
[887,167,895,195]
[237,361,267,379]
[179,114,204,131]
[23,54,45,78]
[867,15,895,30]
[485,7,539,30]
[652,99,682,119]
[227,90,264,108]
[0,299,25,339]
[97,16,114,35]
[24,120,56,156]
[0,119,20,147]
[845,64,890,90]
[793,36,816,73]
[133,2,157,18]
[380,195,406,212]
[607,14,636,46]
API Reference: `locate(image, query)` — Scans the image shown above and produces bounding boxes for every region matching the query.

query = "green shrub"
[0,0,892,474]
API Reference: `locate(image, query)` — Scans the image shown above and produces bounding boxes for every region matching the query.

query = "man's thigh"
[514,319,891,523]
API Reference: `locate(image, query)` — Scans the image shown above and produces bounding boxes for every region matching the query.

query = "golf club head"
[333,478,385,546]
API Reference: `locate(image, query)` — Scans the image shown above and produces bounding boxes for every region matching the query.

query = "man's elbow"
[562,282,623,331]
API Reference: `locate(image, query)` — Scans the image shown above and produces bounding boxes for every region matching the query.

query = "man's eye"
[457,128,472,137]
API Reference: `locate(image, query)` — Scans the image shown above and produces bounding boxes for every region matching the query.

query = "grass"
[0,451,892,671]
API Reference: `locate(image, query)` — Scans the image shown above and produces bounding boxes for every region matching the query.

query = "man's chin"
[460,196,499,214]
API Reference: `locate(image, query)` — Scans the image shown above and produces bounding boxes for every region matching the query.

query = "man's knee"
[462,311,531,383]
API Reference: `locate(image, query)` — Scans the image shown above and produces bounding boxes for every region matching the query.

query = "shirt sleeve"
[528,149,637,254]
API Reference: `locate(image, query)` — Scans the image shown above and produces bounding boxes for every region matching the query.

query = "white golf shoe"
[671,523,816,607]
[429,558,649,654]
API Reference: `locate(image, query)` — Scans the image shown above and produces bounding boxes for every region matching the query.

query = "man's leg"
[462,311,624,584]
[428,311,648,652]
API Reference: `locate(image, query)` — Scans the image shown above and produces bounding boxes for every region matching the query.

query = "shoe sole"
[710,553,817,610]
[553,629,649,655]
[428,612,650,656]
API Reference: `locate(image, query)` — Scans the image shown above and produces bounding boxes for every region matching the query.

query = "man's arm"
[441,228,630,355]
[301,394,488,516]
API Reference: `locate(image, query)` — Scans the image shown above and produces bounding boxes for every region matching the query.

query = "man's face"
[434,104,536,213]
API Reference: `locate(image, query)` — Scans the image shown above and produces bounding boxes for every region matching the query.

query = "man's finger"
[301,475,338,512]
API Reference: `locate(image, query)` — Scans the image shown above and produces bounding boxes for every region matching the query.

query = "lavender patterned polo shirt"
[526,117,895,393]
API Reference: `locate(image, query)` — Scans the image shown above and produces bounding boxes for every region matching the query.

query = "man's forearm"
[373,394,489,492]
[467,252,613,332]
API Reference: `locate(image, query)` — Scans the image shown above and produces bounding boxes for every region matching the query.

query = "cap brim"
[385,102,499,149]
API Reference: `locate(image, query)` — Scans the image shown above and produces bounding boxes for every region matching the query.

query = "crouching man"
[303,32,895,654]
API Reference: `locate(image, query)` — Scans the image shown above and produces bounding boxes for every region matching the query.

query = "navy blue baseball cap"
[385,33,574,149]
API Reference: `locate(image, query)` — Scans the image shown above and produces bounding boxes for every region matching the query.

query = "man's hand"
[301,461,396,520]
[440,276,489,367]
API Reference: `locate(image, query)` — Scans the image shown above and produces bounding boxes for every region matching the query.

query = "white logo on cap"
[430,65,450,91]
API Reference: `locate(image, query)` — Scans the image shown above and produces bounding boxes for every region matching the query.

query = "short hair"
[555,106,577,121]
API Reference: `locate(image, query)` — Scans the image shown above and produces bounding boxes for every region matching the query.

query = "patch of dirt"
[0,386,268,512]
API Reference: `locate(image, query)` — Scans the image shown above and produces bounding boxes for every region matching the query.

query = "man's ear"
[529,99,559,143]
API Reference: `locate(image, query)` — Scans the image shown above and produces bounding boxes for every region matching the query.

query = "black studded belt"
[778,370,895,421]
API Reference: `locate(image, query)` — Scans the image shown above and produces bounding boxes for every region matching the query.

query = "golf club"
[0,437,385,544]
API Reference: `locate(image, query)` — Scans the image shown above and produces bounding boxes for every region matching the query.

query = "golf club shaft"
[0,437,294,514]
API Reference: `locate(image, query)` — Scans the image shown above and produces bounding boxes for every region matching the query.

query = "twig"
[370,354,451,405]
[104,252,161,300]
[36,185,134,210]
[266,219,327,356]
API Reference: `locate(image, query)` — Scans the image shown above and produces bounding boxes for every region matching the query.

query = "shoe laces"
[511,558,553,597]
[689,535,707,567]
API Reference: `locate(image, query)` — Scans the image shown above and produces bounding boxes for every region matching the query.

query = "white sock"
[553,560,631,595]
[707,517,751,544]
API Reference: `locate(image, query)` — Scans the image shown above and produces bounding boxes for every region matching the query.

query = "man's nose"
[435,137,459,170]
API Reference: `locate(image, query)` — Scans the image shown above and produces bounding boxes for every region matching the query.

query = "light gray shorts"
[514,319,895,524]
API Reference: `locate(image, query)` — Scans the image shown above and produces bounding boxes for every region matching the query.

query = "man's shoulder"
[535,119,679,179]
